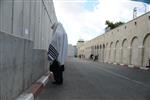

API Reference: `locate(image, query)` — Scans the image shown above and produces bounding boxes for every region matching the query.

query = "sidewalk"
[15,72,53,100]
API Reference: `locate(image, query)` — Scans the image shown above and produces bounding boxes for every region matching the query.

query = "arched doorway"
[102,44,105,62]
[96,45,99,55]
[131,37,138,66]
[94,45,96,56]
[110,42,114,62]
[99,45,102,61]
[122,39,128,64]
[115,41,120,63]
[105,43,108,62]
[143,34,150,66]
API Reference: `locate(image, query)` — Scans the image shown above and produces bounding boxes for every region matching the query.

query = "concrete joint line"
[15,93,34,100]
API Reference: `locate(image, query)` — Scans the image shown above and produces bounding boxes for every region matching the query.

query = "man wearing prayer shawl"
[48,22,68,85]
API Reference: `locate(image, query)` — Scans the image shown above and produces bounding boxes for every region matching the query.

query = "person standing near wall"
[48,22,68,85]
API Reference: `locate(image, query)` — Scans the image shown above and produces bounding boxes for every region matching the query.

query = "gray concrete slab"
[0,31,49,100]
[0,32,25,100]
[36,58,150,100]
[0,0,13,34]
[0,0,56,50]
[32,49,48,82]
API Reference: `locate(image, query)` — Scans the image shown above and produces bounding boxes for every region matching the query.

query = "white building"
[77,12,150,67]
[68,44,77,57]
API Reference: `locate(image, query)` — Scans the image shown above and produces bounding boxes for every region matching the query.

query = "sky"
[53,0,150,45]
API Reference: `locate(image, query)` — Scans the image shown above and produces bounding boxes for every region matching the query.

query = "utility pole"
[143,3,147,13]
[133,7,137,19]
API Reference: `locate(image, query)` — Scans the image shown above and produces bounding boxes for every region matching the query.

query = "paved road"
[36,58,150,100]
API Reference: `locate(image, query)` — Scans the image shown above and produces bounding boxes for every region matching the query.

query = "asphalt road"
[36,58,150,100]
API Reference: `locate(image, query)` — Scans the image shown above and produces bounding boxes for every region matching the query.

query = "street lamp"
[143,3,147,13]
[133,7,137,18]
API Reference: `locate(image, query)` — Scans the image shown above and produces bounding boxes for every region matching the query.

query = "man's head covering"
[48,22,68,65]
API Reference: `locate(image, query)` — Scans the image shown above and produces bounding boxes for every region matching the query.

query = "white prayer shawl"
[48,23,68,65]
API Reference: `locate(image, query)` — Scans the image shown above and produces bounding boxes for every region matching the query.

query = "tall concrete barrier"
[0,31,49,100]
[0,0,57,99]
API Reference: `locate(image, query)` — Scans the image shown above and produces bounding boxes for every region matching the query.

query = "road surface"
[36,58,150,100]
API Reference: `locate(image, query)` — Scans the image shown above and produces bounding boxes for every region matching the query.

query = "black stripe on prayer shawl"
[48,47,58,60]
[48,46,57,58]
[48,44,59,60]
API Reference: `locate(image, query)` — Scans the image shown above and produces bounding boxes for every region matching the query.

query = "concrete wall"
[78,12,150,67]
[32,49,48,82]
[0,0,57,50]
[0,32,49,100]
[0,28,50,100]
[0,0,57,99]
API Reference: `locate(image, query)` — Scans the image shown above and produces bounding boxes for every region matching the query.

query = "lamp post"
[143,3,147,13]
[133,7,137,18]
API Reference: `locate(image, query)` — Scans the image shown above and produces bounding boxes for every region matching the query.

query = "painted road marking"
[96,65,150,88]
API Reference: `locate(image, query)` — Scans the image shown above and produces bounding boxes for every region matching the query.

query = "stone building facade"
[77,12,150,67]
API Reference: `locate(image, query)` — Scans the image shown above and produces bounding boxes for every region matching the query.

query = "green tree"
[105,20,124,30]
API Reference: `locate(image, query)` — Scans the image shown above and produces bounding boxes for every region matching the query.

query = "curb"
[120,64,150,71]
[128,65,134,68]
[16,93,34,100]
[15,72,52,100]
[104,61,150,71]
[139,67,150,71]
